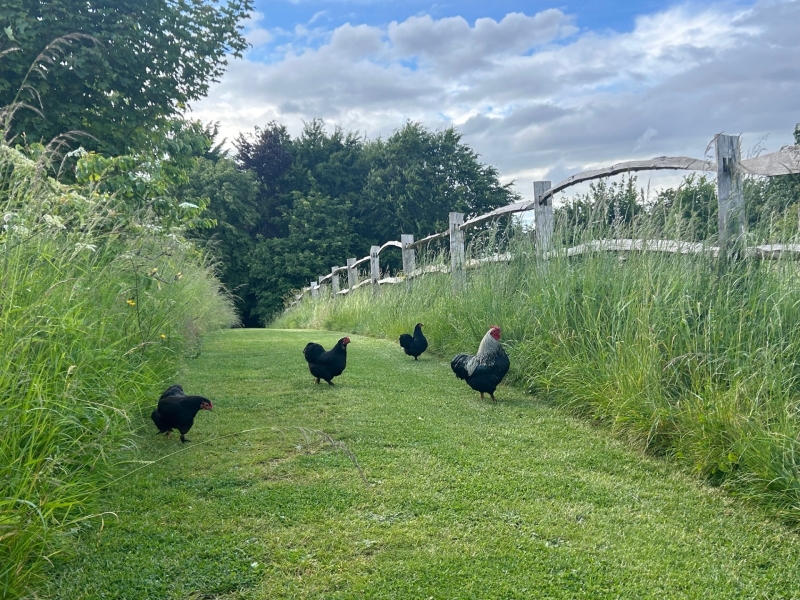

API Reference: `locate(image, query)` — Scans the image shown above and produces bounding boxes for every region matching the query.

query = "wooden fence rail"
[288,135,800,308]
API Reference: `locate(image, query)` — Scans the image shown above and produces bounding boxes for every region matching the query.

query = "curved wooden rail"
[288,139,800,310]
[538,156,715,204]
[739,146,800,176]
[405,230,449,251]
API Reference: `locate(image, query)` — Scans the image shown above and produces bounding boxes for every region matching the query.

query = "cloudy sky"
[190,0,800,202]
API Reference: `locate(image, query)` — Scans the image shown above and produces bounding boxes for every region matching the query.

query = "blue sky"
[191,0,800,201]
[256,0,707,41]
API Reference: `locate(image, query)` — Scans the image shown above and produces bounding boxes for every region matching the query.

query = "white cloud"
[242,11,273,46]
[191,1,800,201]
[634,127,659,152]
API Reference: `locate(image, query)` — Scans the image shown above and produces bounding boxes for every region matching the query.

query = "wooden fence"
[289,134,800,308]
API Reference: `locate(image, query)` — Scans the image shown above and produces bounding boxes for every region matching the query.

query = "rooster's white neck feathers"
[477,330,502,360]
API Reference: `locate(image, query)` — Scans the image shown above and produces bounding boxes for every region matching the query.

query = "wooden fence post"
[331,267,340,297]
[370,246,380,295]
[534,181,553,256]
[310,281,318,299]
[449,212,465,290]
[716,134,744,256]
[346,258,358,291]
[318,275,327,299]
[401,234,416,286]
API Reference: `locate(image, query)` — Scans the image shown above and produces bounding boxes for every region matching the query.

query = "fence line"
[289,135,800,308]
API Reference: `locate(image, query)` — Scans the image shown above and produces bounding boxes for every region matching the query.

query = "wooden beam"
[539,156,715,204]
[405,230,449,250]
[739,145,800,176]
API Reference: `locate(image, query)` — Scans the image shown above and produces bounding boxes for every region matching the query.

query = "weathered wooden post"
[331,267,340,297]
[346,258,358,291]
[310,281,319,299]
[370,245,380,295]
[716,134,744,258]
[534,181,553,256]
[449,212,465,290]
[318,275,327,299]
[401,234,416,287]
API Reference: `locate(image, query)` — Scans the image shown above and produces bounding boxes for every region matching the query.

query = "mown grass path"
[49,329,800,599]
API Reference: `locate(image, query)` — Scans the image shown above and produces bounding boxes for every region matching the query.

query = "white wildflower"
[178,202,198,209]
[65,147,87,158]
[75,242,97,252]
[43,214,66,229]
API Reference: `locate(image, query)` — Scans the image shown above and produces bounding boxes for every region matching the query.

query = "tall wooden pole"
[716,134,744,258]
[331,267,340,297]
[449,212,465,290]
[401,234,416,287]
[370,246,380,295]
[346,258,358,291]
[534,180,553,256]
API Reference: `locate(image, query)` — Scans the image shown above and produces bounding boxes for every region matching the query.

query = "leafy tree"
[198,120,518,324]
[557,176,644,244]
[73,119,219,230]
[745,121,800,239]
[247,191,357,324]
[180,152,261,324]
[648,174,718,242]
[0,0,252,155]
[359,122,519,244]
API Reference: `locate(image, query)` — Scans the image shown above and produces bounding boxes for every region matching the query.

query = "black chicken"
[151,385,213,443]
[450,326,510,401]
[303,337,350,385]
[399,323,428,360]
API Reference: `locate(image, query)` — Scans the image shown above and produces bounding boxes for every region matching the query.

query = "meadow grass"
[273,231,800,526]
[46,328,800,599]
[0,144,237,597]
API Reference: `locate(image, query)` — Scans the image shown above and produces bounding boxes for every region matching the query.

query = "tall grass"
[274,208,800,526]
[0,144,237,598]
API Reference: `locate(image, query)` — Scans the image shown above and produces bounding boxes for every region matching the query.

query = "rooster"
[399,323,428,360]
[303,337,350,385]
[151,385,213,443]
[450,326,510,401]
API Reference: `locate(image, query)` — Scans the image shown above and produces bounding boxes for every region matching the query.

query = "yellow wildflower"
[126,299,136,306]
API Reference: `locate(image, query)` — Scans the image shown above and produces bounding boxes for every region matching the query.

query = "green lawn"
[48,329,800,599]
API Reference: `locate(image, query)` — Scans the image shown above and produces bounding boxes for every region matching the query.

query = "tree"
[180,152,262,324]
[0,0,252,155]
[358,122,519,244]
[197,120,519,324]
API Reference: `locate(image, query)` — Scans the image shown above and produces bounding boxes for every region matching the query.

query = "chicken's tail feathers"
[151,409,166,431]
[399,333,413,349]
[450,353,472,380]
[159,384,185,401]
[303,342,325,362]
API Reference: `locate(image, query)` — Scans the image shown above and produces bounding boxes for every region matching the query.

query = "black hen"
[151,385,213,443]
[303,337,350,385]
[450,326,510,401]
[399,323,428,360]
